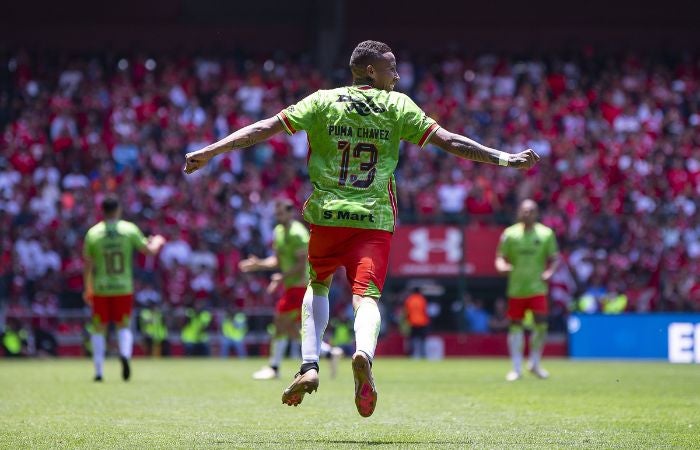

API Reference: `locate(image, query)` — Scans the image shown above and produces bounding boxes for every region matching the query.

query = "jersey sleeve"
[399,95,439,148]
[289,226,310,253]
[128,223,148,251]
[277,92,318,135]
[545,229,559,258]
[83,231,95,259]
[496,231,510,259]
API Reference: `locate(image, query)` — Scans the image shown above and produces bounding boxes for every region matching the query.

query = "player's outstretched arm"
[239,255,279,273]
[184,116,286,174]
[428,128,540,169]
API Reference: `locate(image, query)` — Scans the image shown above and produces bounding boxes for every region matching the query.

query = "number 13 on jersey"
[337,141,378,188]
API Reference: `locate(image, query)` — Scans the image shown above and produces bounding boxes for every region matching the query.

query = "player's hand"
[83,289,93,306]
[149,234,166,247]
[184,148,214,174]
[270,273,284,283]
[496,262,513,274]
[499,265,513,274]
[238,256,259,272]
[266,273,283,294]
[542,269,554,282]
[508,149,540,170]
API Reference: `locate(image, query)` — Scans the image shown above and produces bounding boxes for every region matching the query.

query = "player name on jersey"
[323,210,376,223]
[328,125,390,141]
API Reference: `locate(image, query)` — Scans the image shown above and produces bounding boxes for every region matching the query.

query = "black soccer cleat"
[94,375,103,382]
[120,356,131,381]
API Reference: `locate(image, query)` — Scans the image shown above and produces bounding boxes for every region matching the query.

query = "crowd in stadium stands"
[0,48,699,348]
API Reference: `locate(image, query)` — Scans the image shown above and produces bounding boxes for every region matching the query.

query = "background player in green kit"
[240,199,343,380]
[239,199,312,380]
[184,40,540,417]
[496,199,560,381]
[83,195,166,382]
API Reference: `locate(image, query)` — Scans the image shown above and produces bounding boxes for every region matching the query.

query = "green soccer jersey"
[83,220,148,296]
[497,223,559,298]
[277,85,439,232]
[274,219,310,288]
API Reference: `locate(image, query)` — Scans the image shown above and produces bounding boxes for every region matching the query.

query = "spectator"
[464,297,490,333]
[489,298,510,333]
[404,287,430,359]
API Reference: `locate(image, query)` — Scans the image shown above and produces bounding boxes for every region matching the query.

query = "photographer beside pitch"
[184,40,539,417]
[495,199,560,381]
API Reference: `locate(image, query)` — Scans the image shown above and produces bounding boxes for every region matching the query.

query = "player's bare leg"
[352,295,380,417]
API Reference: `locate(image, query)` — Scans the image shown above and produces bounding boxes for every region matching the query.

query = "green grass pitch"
[1,357,699,448]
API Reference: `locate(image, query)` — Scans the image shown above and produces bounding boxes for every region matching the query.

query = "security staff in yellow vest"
[601,293,628,314]
[2,319,28,357]
[330,315,353,356]
[220,310,248,358]
[139,304,170,356]
[181,306,212,356]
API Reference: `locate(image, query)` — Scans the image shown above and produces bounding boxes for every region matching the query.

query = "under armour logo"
[408,228,462,263]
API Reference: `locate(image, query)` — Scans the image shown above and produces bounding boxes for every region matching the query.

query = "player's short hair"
[101,194,120,214]
[349,40,393,71]
[276,198,294,212]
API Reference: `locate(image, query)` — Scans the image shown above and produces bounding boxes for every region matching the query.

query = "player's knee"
[533,318,548,329]
[352,295,378,312]
[310,281,330,297]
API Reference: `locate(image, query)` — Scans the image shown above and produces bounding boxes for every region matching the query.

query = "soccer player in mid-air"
[83,195,166,381]
[184,40,540,417]
[495,199,560,381]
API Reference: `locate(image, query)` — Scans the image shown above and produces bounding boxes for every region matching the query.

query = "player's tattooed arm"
[184,116,285,174]
[428,127,540,169]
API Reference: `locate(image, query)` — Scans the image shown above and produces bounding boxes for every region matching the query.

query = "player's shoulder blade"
[505,223,522,235]
[291,220,309,236]
[535,222,553,235]
[86,221,104,236]
[116,220,137,233]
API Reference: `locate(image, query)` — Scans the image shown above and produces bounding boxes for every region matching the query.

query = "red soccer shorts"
[507,294,548,320]
[276,286,306,320]
[308,224,392,298]
[92,294,134,325]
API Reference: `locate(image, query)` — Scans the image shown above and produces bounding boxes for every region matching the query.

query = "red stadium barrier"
[376,332,567,357]
[54,333,566,357]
